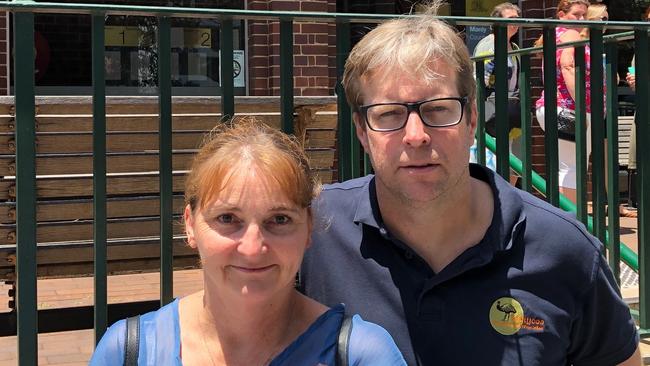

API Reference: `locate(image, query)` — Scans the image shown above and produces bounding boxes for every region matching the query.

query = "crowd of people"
[89,1,644,365]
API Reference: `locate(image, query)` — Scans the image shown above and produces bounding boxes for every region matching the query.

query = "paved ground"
[0,269,202,365]
[0,208,645,365]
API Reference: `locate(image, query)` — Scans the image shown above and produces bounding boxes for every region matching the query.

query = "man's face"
[353,61,477,206]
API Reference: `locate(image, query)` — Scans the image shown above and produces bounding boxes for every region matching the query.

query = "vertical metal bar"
[220,19,234,120]
[351,137,361,178]
[336,21,351,182]
[91,13,107,344]
[14,11,37,366]
[279,20,294,134]
[574,46,587,225]
[158,16,173,306]
[475,60,486,166]
[635,29,650,330]
[494,25,509,179]
[590,30,606,244]
[605,43,619,281]
[519,55,532,192]
[543,26,559,206]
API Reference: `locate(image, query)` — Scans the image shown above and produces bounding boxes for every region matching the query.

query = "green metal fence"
[0,2,649,364]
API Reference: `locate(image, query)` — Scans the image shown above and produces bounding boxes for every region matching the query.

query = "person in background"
[625,4,650,210]
[473,2,522,180]
[90,118,406,365]
[535,0,593,204]
[300,1,641,364]
[580,3,637,217]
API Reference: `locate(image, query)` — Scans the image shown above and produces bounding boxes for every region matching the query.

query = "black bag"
[485,94,522,137]
[557,108,576,141]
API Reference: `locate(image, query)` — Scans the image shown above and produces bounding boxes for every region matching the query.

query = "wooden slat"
[0,196,186,224]
[0,149,333,176]
[0,173,187,200]
[618,116,635,166]
[0,217,185,245]
[31,113,336,132]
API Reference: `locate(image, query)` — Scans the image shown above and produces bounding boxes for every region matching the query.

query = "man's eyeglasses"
[359,96,468,132]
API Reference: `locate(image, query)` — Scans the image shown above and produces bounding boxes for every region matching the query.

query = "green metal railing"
[0,2,649,364]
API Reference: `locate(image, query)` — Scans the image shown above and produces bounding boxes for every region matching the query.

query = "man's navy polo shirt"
[300,164,638,365]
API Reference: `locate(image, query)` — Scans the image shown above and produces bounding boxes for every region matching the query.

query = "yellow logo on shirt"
[489,297,545,335]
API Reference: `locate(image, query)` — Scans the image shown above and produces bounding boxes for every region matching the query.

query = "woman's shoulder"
[89,299,180,365]
[348,314,407,365]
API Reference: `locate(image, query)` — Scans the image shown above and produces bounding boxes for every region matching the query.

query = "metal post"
[543,26,559,206]
[91,13,108,343]
[14,10,37,366]
[158,16,173,306]
[279,20,294,135]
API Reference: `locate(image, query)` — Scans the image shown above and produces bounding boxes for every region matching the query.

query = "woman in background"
[534,0,590,203]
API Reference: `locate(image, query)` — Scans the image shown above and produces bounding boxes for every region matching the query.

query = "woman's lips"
[230,264,274,273]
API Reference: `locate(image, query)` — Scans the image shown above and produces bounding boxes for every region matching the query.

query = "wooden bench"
[0,96,338,282]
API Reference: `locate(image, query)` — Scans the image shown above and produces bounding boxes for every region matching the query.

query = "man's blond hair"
[341,1,476,116]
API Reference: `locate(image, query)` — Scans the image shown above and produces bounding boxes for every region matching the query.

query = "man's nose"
[402,111,431,147]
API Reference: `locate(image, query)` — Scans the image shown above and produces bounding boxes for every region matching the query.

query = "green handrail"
[482,134,639,270]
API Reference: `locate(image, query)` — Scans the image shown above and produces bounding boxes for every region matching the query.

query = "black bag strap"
[336,314,353,366]
[124,315,140,366]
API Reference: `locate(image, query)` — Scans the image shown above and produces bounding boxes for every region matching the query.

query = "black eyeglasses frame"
[359,96,468,132]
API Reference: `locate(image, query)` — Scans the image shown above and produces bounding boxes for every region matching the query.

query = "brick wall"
[247,0,337,96]
[521,0,558,183]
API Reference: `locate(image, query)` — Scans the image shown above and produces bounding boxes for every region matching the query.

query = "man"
[300,3,640,365]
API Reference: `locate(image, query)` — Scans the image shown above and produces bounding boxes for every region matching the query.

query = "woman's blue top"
[90,299,406,365]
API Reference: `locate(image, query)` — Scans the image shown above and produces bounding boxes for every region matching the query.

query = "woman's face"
[184,166,311,302]
[559,3,587,21]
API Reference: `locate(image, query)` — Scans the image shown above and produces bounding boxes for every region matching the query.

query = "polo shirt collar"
[350,164,527,253]
[352,176,382,228]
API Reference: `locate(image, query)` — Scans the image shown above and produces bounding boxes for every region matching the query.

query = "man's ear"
[353,112,369,152]
[184,204,197,249]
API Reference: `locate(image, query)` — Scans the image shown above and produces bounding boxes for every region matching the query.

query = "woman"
[534,0,590,203]
[90,118,406,365]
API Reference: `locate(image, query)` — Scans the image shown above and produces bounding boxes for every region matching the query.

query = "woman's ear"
[184,204,197,248]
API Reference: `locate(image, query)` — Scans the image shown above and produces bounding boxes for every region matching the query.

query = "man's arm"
[618,346,642,366]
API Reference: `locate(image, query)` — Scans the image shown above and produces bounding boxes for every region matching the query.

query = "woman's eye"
[270,215,291,225]
[216,214,236,224]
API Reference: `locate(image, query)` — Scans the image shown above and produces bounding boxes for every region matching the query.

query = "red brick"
[295,76,309,87]
[249,57,269,68]
[294,34,308,44]
[249,23,269,35]
[300,23,329,34]
[294,55,309,66]
[300,1,328,12]
[250,34,268,45]
[270,1,300,11]
[300,44,329,55]
[300,66,328,77]
[250,67,270,78]
[314,76,330,87]
[251,78,269,89]
[314,55,329,66]
[314,34,329,44]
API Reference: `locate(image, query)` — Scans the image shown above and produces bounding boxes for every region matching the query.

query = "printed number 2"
[201,32,210,47]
